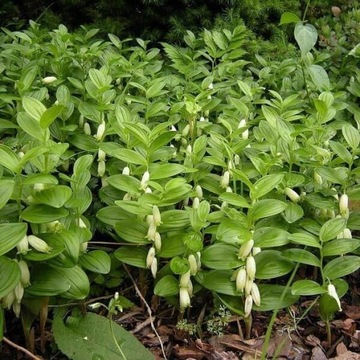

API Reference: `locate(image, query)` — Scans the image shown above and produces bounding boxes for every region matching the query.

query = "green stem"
[302,0,311,22]
[326,320,332,346]
[244,314,252,339]
[109,316,127,360]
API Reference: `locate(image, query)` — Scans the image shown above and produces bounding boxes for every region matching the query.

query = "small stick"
[3,336,42,360]
[123,265,167,360]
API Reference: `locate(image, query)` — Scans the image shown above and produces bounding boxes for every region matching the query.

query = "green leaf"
[96,206,132,226]
[0,256,21,298]
[154,275,179,297]
[0,180,15,209]
[249,199,288,221]
[251,173,284,199]
[0,223,27,256]
[254,227,289,248]
[282,249,321,267]
[323,256,360,280]
[279,12,301,25]
[53,309,154,360]
[319,293,340,321]
[322,238,360,257]
[291,280,327,296]
[254,284,299,311]
[342,124,360,150]
[40,105,64,128]
[17,112,49,141]
[32,185,72,208]
[149,163,188,180]
[329,141,352,165]
[115,201,152,216]
[218,192,250,208]
[183,232,203,252]
[110,148,147,166]
[201,244,243,269]
[107,175,141,194]
[21,204,69,223]
[308,65,330,91]
[24,236,66,262]
[216,219,252,245]
[255,250,294,279]
[294,22,318,56]
[0,145,19,172]
[114,220,149,244]
[22,96,46,121]
[158,234,185,258]
[288,232,321,248]
[319,217,347,242]
[283,202,304,223]
[197,270,236,296]
[79,250,111,274]
[115,246,147,268]
[170,256,189,275]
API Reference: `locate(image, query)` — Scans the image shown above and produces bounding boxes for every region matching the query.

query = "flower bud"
[122,166,130,175]
[251,283,261,306]
[18,261,30,287]
[285,187,300,202]
[242,129,249,140]
[192,197,200,209]
[245,277,253,296]
[18,151,25,159]
[78,218,87,228]
[88,302,103,310]
[343,228,352,239]
[12,302,21,318]
[98,149,106,162]
[186,144,192,155]
[33,183,45,191]
[14,283,24,303]
[2,290,15,309]
[208,83,214,90]
[234,154,240,165]
[226,186,232,193]
[42,76,57,84]
[328,283,342,311]
[195,185,203,199]
[187,279,193,297]
[199,116,205,122]
[84,122,91,135]
[80,241,88,252]
[154,232,162,251]
[146,215,154,226]
[150,257,158,278]
[145,187,152,193]
[146,247,156,268]
[220,171,230,188]
[17,235,29,255]
[246,256,256,280]
[180,271,191,288]
[140,171,150,190]
[27,235,53,253]
[252,247,262,256]
[314,172,322,185]
[238,119,246,128]
[244,295,253,318]
[170,125,177,132]
[179,287,191,310]
[339,194,349,218]
[147,222,157,241]
[236,268,247,292]
[238,239,254,261]
[182,124,190,137]
[152,205,161,226]
[188,254,198,275]
[97,160,106,177]
[94,121,106,141]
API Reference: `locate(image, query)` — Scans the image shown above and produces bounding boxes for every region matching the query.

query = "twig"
[3,336,42,360]
[123,264,167,360]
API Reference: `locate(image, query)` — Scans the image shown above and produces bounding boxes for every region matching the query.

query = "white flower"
[140,171,150,190]
[208,83,214,90]
[152,205,161,226]
[180,271,191,288]
[78,218,87,228]
[154,232,162,251]
[150,257,158,278]
[245,277,253,297]
[94,121,106,141]
[188,255,198,275]
[42,76,57,84]
[14,283,24,304]
[84,122,91,135]
[17,235,29,255]
[246,256,256,280]
[98,149,106,161]
[195,185,203,199]
[146,247,156,268]
[147,222,157,241]
[235,268,247,292]
[339,194,349,218]
[238,240,254,261]
[327,284,342,311]
[252,247,262,256]
[244,295,253,318]
[18,261,30,287]
[27,235,53,253]
[285,187,300,202]
[179,287,191,310]
[122,166,130,175]
[220,171,230,188]
[97,160,106,177]
[251,283,261,306]
[192,197,200,209]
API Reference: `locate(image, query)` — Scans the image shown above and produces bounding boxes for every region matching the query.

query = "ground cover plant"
[0,4,360,358]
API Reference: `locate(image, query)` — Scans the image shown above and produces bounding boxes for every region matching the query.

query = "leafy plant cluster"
[0,3,360,357]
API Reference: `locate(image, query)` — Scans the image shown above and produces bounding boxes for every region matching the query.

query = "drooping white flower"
[285,187,300,202]
[238,239,254,261]
[42,76,57,84]
[179,287,191,310]
[244,295,253,318]
[235,267,247,292]
[251,283,261,306]
[328,283,342,311]
[27,235,53,253]
[246,256,256,280]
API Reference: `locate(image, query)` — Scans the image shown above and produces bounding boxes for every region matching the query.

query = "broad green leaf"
[0,256,21,298]
[158,234,185,258]
[32,185,72,208]
[154,275,179,297]
[283,202,304,223]
[96,206,132,226]
[254,284,299,311]
[255,250,294,279]
[89,68,111,89]
[279,12,301,25]
[288,232,321,248]
[254,227,289,248]
[319,293,340,321]
[114,220,149,244]
[216,219,252,245]
[110,148,147,166]
[308,65,330,91]
[170,256,189,275]
[115,246,147,268]
[107,175,141,194]
[24,236,66,262]
[323,256,360,280]
[0,223,27,256]
[115,201,152,216]
[149,163,187,180]
[218,192,250,208]
[291,280,327,296]
[282,249,321,267]
[56,266,90,299]
[22,96,46,121]
[40,105,64,128]
[201,244,243,270]
[21,204,69,223]
[323,238,360,257]
[261,105,278,128]
[197,270,236,296]
[251,173,284,199]
[17,112,49,141]
[249,199,287,221]
[319,217,347,242]
[53,309,154,360]
[183,232,203,252]
[342,124,360,150]
[329,141,352,164]
[0,145,19,172]
[79,250,111,274]
[294,22,318,56]
[159,210,190,231]
[0,180,15,209]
